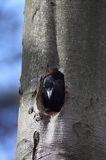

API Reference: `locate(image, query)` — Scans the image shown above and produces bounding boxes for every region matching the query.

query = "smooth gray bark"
[16,0,106,160]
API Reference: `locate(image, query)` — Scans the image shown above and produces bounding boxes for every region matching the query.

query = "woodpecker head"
[43,75,55,99]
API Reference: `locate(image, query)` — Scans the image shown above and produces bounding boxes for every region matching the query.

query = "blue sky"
[0,106,18,160]
[0,0,25,95]
[0,0,25,160]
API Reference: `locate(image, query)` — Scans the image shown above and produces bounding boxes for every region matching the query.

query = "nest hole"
[36,69,65,115]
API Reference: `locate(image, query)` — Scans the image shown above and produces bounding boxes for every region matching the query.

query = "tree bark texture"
[16,0,106,160]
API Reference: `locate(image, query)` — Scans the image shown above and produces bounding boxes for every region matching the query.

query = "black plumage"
[41,70,65,112]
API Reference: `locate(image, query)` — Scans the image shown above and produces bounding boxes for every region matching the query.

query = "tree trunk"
[16,0,106,160]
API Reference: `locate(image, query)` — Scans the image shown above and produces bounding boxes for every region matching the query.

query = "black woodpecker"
[41,69,65,112]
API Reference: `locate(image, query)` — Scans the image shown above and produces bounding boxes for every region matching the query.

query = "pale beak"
[47,88,53,99]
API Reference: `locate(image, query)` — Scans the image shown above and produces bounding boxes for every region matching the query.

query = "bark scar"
[37,153,52,160]
[32,8,40,22]
[32,131,40,160]
[19,86,23,96]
